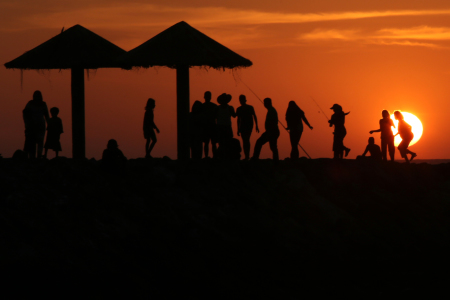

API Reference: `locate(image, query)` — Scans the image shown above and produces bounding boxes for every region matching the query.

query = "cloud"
[300,29,361,41]
[377,26,450,40]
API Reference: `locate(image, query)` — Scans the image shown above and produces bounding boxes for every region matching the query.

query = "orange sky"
[1,0,450,159]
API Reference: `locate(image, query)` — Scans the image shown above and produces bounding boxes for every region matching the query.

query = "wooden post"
[71,68,86,159]
[176,65,190,160]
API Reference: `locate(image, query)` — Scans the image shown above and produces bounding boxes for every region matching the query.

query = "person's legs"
[381,138,388,161]
[145,139,150,157]
[269,131,280,161]
[252,132,269,159]
[388,138,396,161]
[147,130,157,157]
[289,130,301,159]
[241,131,251,159]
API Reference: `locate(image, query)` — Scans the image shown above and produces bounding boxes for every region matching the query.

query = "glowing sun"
[391,112,423,147]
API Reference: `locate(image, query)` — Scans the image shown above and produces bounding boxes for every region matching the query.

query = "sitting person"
[357,137,382,161]
[102,139,127,171]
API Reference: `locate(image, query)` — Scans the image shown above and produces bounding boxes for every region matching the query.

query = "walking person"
[369,110,395,161]
[236,94,259,160]
[329,104,350,159]
[143,98,160,158]
[285,101,313,160]
[23,90,49,159]
[44,107,63,158]
[252,98,280,161]
[393,110,417,163]
[201,91,218,158]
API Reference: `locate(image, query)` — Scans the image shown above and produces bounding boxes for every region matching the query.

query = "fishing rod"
[239,79,312,159]
[310,96,330,122]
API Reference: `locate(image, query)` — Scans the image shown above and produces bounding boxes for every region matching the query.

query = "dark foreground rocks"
[1,157,450,298]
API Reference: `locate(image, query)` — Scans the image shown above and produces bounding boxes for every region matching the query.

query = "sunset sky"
[1,0,450,159]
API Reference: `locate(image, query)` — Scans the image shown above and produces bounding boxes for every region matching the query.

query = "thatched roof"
[121,21,252,69]
[4,25,126,70]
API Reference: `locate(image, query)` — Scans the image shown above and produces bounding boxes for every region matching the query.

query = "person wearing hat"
[215,93,236,146]
[252,98,280,161]
[329,104,350,159]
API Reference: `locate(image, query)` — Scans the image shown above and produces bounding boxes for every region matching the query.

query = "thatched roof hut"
[120,21,253,160]
[4,25,127,159]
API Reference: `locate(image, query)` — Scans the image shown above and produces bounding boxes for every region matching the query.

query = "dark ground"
[1,157,450,298]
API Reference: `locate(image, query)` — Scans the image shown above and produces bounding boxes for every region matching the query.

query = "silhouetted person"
[394,110,417,163]
[143,98,160,158]
[357,137,382,161]
[102,139,127,172]
[201,91,218,158]
[44,107,63,159]
[236,95,259,160]
[252,98,280,161]
[216,93,236,146]
[285,101,313,159]
[329,104,350,159]
[190,100,205,159]
[23,90,49,159]
[370,110,395,161]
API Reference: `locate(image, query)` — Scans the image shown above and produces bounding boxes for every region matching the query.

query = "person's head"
[368,137,375,144]
[146,98,156,110]
[217,93,230,105]
[330,104,342,112]
[382,110,390,119]
[263,98,272,109]
[204,91,211,102]
[107,139,118,149]
[192,100,202,113]
[394,110,403,120]
[226,94,232,103]
[288,100,300,110]
[50,107,59,117]
[33,90,43,102]
[239,94,246,105]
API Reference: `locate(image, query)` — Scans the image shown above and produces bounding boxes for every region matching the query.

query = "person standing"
[201,91,218,158]
[394,110,417,163]
[190,101,205,159]
[329,104,350,159]
[44,107,63,158]
[236,94,259,160]
[216,93,236,146]
[23,90,49,158]
[252,98,280,161]
[369,109,395,161]
[143,98,160,158]
[285,101,313,160]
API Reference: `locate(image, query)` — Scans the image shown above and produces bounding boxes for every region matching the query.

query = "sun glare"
[391,112,423,147]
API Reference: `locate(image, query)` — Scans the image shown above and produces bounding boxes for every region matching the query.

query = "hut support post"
[176,65,190,160]
[71,67,86,159]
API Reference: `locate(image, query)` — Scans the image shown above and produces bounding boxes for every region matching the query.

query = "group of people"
[21,90,417,163]
[144,91,314,161]
[22,91,63,159]
[359,109,417,163]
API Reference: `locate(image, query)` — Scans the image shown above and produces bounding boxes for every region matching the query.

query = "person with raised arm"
[370,110,395,161]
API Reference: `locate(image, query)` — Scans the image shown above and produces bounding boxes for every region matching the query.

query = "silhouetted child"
[44,107,63,158]
[357,137,382,161]
[286,100,313,160]
[394,110,417,163]
[143,98,160,158]
[370,109,395,161]
[102,139,127,172]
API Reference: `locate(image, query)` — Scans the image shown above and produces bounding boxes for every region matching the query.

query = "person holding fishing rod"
[285,101,313,160]
[329,104,351,159]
